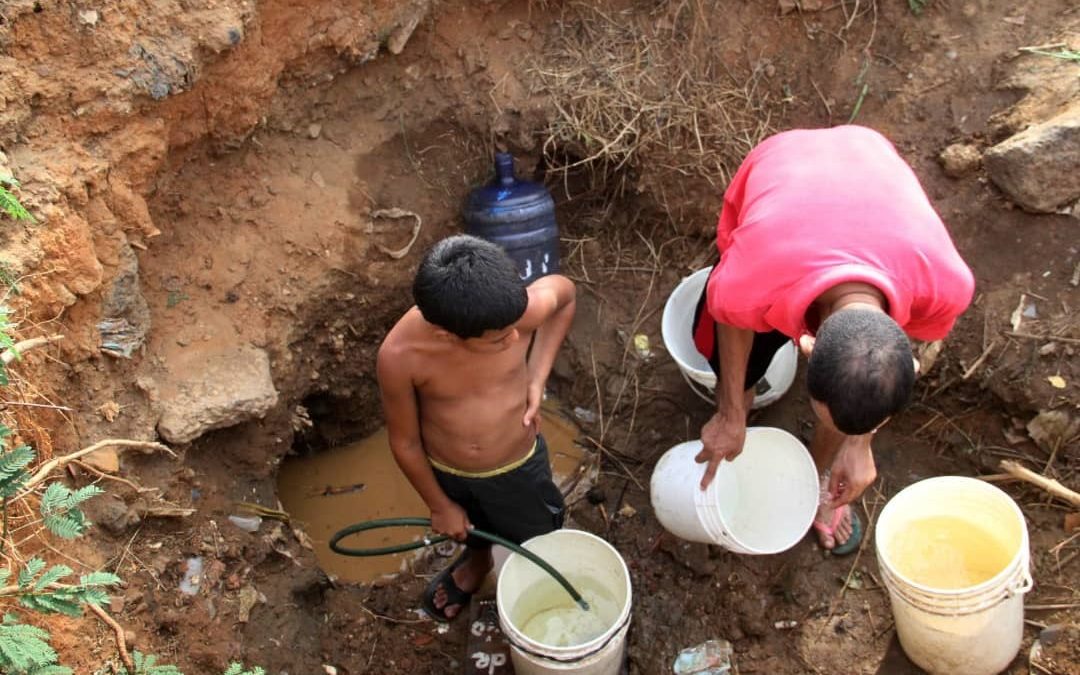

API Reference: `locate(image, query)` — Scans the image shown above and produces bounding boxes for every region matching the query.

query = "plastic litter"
[573,406,598,424]
[673,639,733,674]
[179,556,203,595]
[229,514,262,533]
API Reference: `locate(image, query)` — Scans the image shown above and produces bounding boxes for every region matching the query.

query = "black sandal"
[421,553,474,622]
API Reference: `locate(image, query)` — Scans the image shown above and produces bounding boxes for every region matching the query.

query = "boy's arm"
[376,344,471,540]
[521,274,577,427]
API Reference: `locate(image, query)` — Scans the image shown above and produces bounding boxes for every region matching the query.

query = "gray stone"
[939,143,982,178]
[779,0,825,13]
[78,10,100,27]
[984,103,1080,212]
[92,494,143,536]
[386,0,431,55]
[98,241,151,358]
[157,345,278,443]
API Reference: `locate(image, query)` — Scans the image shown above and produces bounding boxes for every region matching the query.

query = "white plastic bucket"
[660,267,798,409]
[649,428,819,554]
[497,530,632,675]
[875,477,1033,675]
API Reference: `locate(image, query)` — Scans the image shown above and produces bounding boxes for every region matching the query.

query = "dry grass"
[530,1,777,209]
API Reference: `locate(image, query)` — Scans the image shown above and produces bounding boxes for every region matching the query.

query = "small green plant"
[0,306,17,386]
[1019,46,1080,63]
[908,0,929,15]
[222,665,266,675]
[117,651,182,675]
[0,177,34,223]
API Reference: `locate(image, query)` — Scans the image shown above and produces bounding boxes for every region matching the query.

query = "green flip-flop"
[812,505,863,556]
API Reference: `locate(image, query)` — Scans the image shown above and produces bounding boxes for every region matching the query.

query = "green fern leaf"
[27,665,73,675]
[0,568,10,586]
[20,593,83,617]
[79,587,110,607]
[33,565,72,591]
[0,184,34,223]
[40,483,99,539]
[79,571,122,587]
[0,423,12,439]
[18,558,46,589]
[27,665,72,675]
[70,484,104,505]
[0,445,34,498]
[120,651,183,675]
[0,616,60,671]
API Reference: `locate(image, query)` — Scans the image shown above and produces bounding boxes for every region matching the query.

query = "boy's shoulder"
[379,308,424,358]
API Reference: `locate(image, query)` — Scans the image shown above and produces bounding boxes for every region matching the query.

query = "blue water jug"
[463,153,559,283]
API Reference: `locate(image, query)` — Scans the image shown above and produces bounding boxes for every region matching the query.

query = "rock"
[984,103,1080,212]
[386,0,431,55]
[1026,410,1078,452]
[78,10,100,26]
[98,241,151,358]
[157,345,279,444]
[311,171,326,189]
[779,0,825,13]
[939,143,982,178]
[307,123,322,139]
[84,447,120,473]
[93,494,143,536]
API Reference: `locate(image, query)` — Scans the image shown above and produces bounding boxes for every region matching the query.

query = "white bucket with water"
[660,267,798,409]
[649,428,819,554]
[875,477,1033,675]
[497,530,632,675]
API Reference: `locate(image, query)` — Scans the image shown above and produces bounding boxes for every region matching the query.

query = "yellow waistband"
[428,437,537,479]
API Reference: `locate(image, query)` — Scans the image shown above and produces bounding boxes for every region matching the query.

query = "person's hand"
[828,437,877,506]
[522,380,543,431]
[695,410,747,490]
[430,501,471,541]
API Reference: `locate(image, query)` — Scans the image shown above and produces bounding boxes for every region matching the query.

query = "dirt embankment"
[0,0,1077,673]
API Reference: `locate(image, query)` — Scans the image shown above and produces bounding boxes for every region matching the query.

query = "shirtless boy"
[377,235,576,621]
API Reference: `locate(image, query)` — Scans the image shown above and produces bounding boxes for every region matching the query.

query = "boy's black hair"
[413,235,528,339]
[806,308,915,435]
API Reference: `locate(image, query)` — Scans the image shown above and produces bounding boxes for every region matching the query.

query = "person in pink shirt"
[691,125,974,555]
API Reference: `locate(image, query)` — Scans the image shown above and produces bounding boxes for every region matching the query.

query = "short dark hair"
[807,309,915,435]
[413,235,527,339]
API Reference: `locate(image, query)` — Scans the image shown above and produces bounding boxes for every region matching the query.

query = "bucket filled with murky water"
[875,476,1032,675]
[497,529,631,675]
[650,428,819,554]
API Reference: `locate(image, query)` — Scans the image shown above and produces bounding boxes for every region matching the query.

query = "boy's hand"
[522,381,543,430]
[430,501,472,541]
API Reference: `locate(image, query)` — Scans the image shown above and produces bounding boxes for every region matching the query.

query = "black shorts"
[431,434,565,550]
[693,273,789,392]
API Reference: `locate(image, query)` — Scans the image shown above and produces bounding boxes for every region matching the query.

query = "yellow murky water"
[277,404,586,583]
[512,576,620,647]
[890,515,1014,589]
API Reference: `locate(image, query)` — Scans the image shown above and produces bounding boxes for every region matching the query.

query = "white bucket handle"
[507,613,632,664]
[883,559,1033,617]
[1009,567,1034,597]
[680,368,715,405]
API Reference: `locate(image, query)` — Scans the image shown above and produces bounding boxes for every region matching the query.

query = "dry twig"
[20,439,175,494]
[87,602,135,673]
[1000,460,1080,508]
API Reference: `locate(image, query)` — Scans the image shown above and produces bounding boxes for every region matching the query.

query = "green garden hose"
[330,517,589,610]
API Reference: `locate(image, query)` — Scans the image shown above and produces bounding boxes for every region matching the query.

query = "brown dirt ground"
[0,0,1077,673]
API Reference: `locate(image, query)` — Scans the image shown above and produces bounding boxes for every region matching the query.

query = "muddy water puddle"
[277,404,587,583]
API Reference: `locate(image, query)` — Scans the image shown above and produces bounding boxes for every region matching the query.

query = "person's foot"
[814,498,855,550]
[431,549,493,620]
